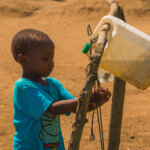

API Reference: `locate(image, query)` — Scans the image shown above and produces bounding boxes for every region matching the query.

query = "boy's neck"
[22,72,48,86]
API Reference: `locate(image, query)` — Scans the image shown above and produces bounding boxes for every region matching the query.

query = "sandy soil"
[0,0,150,149]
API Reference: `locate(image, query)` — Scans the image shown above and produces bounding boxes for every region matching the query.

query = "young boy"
[11,29,111,150]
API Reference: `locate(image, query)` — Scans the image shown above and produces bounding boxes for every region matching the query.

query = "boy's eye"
[42,57,54,62]
[43,57,49,61]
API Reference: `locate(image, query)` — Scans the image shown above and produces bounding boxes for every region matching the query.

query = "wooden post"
[107,78,126,150]
[107,6,126,150]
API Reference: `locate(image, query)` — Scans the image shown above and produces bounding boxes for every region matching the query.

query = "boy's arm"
[46,87,111,115]
[46,98,78,115]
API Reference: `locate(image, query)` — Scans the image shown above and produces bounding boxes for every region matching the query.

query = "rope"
[87,24,99,60]
[87,24,105,150]
[90,111,95,141]
[96,79,105,150]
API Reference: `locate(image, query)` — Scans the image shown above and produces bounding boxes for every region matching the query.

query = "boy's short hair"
[11,29,53,61]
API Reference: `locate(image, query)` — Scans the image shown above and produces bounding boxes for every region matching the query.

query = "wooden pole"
[107,6,126,150]
[107,78,126,150]
[68,23,110,150]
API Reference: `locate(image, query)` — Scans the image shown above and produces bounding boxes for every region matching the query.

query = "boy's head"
[11,29,55,77]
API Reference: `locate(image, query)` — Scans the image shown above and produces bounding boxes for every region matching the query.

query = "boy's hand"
[88,88,111,112]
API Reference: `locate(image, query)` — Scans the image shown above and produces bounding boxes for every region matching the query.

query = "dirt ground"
[0,0,150,149]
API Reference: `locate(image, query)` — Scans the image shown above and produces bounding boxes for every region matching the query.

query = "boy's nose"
[48,59,53,64]
[48,59,54,66]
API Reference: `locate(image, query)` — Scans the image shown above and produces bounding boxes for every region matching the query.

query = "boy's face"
[23,40,55,77]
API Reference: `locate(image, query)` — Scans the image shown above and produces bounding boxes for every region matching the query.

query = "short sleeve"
[58,82,75,116]
[47,78,75,116]
[47,77,75,100]
[14,83,54,120]
[58,82,75,100]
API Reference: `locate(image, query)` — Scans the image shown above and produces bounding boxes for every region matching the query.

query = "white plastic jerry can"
[82,15,150,90]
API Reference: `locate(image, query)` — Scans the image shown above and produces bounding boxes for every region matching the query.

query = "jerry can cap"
[82,43,91,54]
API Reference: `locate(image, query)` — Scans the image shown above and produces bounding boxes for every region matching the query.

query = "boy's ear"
[17,54,26,64]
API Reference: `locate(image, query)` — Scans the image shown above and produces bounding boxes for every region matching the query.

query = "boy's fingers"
[99,88,111,93]
[89,103,96,107]
[104,95,111,101]
[107,91,111,97]
[91,88,111,104]
[100,89,111,97]
[99,91,111,98]
[88,103,96,111]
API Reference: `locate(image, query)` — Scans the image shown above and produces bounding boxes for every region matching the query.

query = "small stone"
[130,136,135,139]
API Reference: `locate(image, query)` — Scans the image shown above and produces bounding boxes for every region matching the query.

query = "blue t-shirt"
[13,77,74,150]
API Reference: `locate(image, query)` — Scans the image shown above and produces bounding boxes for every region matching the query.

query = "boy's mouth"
[47,67,53,74]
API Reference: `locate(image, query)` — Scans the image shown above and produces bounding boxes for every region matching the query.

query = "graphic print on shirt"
[40,112,60,148]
